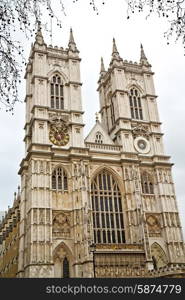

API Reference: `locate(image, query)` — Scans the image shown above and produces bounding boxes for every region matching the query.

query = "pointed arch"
[141,170,154,194]
[53,242,73,278]
[47,68,69,83]
[91,166,123,190]
[52,166,68,191]
[91,168,125,244]
[49,73,64,110]
[126,83,144,94]
[128,85,143,120]
[151,242,168,270]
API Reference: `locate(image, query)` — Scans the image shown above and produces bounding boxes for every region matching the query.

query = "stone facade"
[0,27,185,278]
[0,189,20,277]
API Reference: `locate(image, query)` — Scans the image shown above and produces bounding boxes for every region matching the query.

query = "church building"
[0,27,185,278]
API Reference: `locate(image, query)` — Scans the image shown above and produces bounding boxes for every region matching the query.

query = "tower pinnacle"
[100,57,106,74]
[112,38,118,54]
[35,21,44,45]
[140,43,149,66]
[68,28,78,51]
[69,28,75,44]
[110,37,123,67]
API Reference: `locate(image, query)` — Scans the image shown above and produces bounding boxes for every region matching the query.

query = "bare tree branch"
[1,0,185,112]
[0,0,66,112]
[126,1,185,46]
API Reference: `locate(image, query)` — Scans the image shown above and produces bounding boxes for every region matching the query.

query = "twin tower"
[9,27,185,277]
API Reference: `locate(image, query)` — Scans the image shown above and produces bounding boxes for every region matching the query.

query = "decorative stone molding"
[53,212,71,238]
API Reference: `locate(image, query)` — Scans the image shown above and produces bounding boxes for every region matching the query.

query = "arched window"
[50,75,64,110]
[129,87,143,120]
[141,171,154,194]
[91,170,125,244]
[63,257,70,278]
[52,167,68,191]
[110,98,115,125]
[95,132,103,144]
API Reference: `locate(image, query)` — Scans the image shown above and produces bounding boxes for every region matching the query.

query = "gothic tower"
[18,27,93,278]
[17,29,185,278]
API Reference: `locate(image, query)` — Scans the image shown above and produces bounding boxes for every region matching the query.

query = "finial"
[69,28,75,44]
[68,27,77,51]
[37,20,42,32]
[140,43,149,65]
[111,37,121,61]
[100,57,105,73]
[112,37,119,54]
[35,20,44,45]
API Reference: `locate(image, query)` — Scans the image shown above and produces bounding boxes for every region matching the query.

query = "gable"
[85,121,114,145]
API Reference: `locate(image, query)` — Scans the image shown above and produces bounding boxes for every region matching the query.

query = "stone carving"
[30,265,53,278]
[132,124,150,139]
[151,243,168,268]
[46,161,50,174]
[40,161,44,173]
[95,244,143,250]
[34,160,38,173]
[53,212,71,238]
[146,214,161,237]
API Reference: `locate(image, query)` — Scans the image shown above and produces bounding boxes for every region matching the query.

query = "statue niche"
[53,212,71,238]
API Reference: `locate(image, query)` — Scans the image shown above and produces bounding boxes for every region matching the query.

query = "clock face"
[49,116,70,147]
[49,131,69,146]
[134,136,150,154]
[137,139,147,150]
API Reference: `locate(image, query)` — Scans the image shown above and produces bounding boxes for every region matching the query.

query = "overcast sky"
[0,0,185,236]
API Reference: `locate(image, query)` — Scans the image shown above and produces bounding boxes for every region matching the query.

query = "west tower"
[18,27,93,278]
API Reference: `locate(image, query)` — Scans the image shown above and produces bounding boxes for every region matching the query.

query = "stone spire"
[100,57,106,74]
[35,21,45,46]
[112,37,120,59]
[69,28,75,44]
[68,28,78,51]
[109,37,123,67]
[140,44,149,66]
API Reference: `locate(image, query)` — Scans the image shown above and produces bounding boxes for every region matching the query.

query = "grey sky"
[0,0,185,236]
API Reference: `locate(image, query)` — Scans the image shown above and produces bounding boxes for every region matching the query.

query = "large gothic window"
[91,170,125,244]
[50,75,64,110]
[141,171,154,194]
[129,87,143,120]
[52,167,68,191]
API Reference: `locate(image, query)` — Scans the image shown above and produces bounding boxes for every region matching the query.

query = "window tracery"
[50,75,64,110]
[91,170,125,244]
